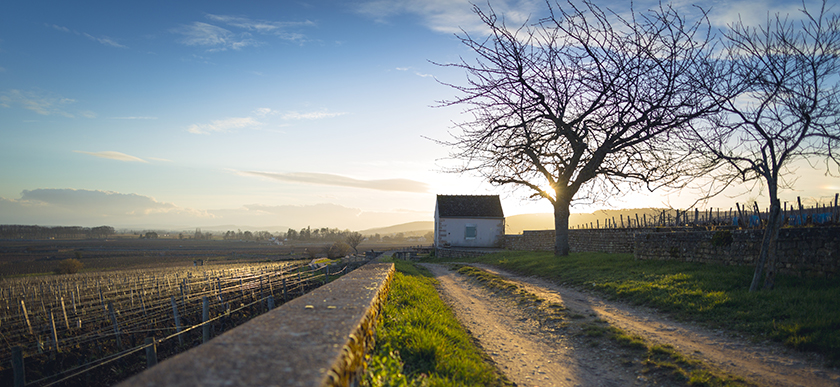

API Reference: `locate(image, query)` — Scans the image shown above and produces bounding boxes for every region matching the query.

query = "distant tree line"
[0,225,115,239]
[281,228,432,243]
[284,227,355,242]
[222,229,274,241]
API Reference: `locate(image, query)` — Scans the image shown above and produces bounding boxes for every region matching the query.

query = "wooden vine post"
[20,300,33,335]
[171,296,183,346]
[108,301,122,349]
[60,296,69,330]
[12,346,24,387]
[202,296,210,344]
[49,310,59,353]
[145,337,157,368]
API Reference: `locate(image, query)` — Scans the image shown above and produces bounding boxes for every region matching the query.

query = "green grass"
[364,259,510,387]
[643,343,748,387]
[425,251,840,364]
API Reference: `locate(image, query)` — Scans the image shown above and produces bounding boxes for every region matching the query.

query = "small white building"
[434,195,505,249]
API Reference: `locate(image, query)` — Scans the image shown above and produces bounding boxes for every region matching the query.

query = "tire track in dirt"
[423,263,644,387]
[461,263,840,387]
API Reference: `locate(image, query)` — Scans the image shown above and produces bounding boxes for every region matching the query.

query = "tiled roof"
[436,195,504,218]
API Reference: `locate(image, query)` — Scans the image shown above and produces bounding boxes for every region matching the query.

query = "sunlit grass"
[426,251,840,364]
[364,259,510,387]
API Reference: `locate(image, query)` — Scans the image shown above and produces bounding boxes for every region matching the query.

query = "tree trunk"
[749,198,781,292]
[762,200,783,290]
[554,198,571,256]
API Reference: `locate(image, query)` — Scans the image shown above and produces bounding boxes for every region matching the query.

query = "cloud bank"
[239,171,429,193]
[210,203,427,231]
[0,189,428,230]
[0,189,213,227]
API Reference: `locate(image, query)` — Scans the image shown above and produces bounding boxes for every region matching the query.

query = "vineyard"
[0,256,362,387]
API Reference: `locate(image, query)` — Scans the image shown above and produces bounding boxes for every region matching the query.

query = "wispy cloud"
[49,24,127,48]
[396,66,435,78]
[82,33,126,48]
[708,0,818,27]
[206,14,314,43]
[282,110,347,120]
[187,107,345,135]
[174,22,257,51]
[187,116,262,134]
[174,14,315,51]
[253,107,275,117]
[110,116,158,120]
[0,89,77,117]
[50,24,71,33]
[355,0,541,34]
[238,170,429,193]
[74,150,148,163]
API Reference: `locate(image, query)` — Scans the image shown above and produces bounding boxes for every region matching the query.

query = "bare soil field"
[423,263,840,387]
[0,238,417,277]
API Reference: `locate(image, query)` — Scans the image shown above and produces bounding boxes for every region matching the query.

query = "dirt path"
[421,263,840,387]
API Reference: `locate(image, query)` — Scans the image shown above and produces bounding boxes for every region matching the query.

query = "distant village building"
[434,195,505,249]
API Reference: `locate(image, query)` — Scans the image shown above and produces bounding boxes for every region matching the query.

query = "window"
[465,224,477,240]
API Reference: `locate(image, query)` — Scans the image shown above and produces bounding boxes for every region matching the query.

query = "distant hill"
[360,221,434,237]
[355,209,673,237]
[355,209,670,237]
[505,213,555,234]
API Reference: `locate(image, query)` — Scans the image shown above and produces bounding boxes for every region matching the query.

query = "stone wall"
[634,227,840,277]
[435,247,505,259]
[119,262,395,387]
[504,226,839,278]
[505,229,638,254]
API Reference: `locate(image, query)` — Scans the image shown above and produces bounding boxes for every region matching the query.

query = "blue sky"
[1,0,838,231]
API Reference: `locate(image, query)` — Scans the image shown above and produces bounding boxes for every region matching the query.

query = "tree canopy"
[438,0,720,255]
[690,0,840,290]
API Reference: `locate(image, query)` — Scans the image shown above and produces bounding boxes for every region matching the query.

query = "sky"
[1,0,839,232]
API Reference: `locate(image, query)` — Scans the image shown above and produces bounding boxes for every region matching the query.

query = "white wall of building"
[436,217,504,248]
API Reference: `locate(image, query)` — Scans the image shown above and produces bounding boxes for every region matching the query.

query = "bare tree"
[691,0,840,291]
[345,232,364,254]
[436,1,720,256]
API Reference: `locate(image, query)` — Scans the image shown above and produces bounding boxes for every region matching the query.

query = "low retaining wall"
[435,247,506,259]
[635,227,840,277]
[505,229,638,254]
[119,262,395,387]
[503,226,839,278]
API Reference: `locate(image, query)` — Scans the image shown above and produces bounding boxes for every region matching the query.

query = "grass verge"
[454,264,753,386]
[427,251,840,365]
[364,259,511,387]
